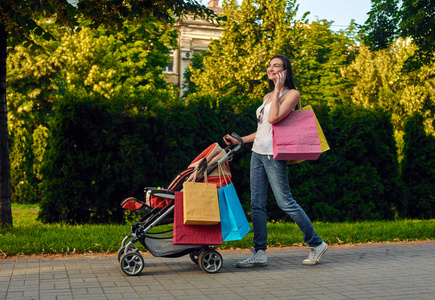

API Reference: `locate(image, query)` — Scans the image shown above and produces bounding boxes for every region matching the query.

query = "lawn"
[1,203,434,257]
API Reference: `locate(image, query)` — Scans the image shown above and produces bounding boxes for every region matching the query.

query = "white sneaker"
[236,247,267,268]
[303,241,328,265]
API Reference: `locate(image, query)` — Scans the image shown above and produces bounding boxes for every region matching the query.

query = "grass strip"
[1,205,434,257]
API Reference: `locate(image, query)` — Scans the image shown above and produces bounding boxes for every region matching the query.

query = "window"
[164,52,174,73]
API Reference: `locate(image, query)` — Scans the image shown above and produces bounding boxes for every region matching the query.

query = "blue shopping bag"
[218,183,251,242]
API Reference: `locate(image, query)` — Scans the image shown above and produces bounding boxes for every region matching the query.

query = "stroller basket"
[144,230,203,258]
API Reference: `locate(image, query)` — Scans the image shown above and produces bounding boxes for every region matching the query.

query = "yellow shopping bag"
[183,161,220,225]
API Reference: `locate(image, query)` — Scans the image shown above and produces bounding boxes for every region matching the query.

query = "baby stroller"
[118,133,243,276]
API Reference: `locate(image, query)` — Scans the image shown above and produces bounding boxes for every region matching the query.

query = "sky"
[208,0,373,29]
[295,0,373,28]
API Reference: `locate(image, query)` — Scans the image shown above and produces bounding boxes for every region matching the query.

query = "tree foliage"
[7,20,178,204]
[399,0,435,66]
[75,0,220,28]
[293,21,357,107]
[182,50,205,96]
[52,21,178,106]
[1,0,217,47]
[361,0,400,50]
[189,0,301,100]
[362,0,435,68]
[0,0,74,49]
[187,0,357,108]
[342,42,435,136]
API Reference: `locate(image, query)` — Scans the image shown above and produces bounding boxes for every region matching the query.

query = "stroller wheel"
[189,249,200,264]
[120,252,144,276]
[198,249,223,273]
[117,245,138,262]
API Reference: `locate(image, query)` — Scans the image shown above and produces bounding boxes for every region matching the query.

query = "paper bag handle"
[192,158,208,183]
[218,162,230,187]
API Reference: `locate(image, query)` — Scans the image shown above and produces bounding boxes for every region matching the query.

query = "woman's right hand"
[223,134,239,145]
[274,70,286,92]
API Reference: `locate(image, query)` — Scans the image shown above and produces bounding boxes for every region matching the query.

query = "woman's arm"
[268,89,300,124]
[241,132,256,144]
[223,132,256,145]
[268,71,300,124]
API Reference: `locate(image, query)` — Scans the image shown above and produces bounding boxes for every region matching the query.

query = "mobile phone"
[283,70,287,76]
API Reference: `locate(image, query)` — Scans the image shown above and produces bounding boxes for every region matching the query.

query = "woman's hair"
[268,54,296,91]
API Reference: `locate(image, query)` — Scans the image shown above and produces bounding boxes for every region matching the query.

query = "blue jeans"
[250,152,323,251]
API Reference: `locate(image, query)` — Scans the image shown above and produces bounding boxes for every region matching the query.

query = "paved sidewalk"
[1,241,434,300]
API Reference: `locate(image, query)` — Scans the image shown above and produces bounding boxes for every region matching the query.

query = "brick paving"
[1,241,434,300]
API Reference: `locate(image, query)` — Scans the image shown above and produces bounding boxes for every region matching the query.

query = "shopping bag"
[218,183,251,242]
[288,105,330,164]
[173,191,223,245]
[183,163,220,225]
[272,108,322,160]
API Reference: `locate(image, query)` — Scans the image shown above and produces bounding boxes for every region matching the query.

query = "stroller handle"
[225,132,244,152]
[220,132,243,164]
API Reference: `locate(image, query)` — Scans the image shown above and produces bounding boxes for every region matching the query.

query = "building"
[164,0,224,96]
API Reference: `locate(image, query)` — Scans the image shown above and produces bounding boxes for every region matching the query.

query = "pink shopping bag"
[272,110,322,160]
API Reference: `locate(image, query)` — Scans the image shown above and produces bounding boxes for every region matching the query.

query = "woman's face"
[267,58,285,81]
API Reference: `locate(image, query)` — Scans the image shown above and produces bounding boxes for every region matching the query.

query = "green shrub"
[39,92,158,223]
[401,113,435,219]
[38,93,409,224]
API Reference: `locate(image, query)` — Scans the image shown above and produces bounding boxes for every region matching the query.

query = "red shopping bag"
[272,110,322,160]
[173,192,223,245]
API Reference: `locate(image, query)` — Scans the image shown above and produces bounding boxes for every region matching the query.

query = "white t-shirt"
[252,89,290,155]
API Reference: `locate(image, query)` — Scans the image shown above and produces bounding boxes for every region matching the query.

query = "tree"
[292,20,357,107]
[182,50,205,97]
[189,0,301,101]
[187,0,357,108]
[0,22,11,226]
[361,0,400,50]
[0,0,219,227]
[342,42,435,136]
[7,19,178,205]
[362,0,435,68]
[6,21,63,205]
[399,0,435,67]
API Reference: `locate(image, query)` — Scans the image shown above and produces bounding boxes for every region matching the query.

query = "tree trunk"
[0,23,12,228]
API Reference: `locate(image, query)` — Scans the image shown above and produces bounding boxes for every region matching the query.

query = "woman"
[224,54,327,268]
